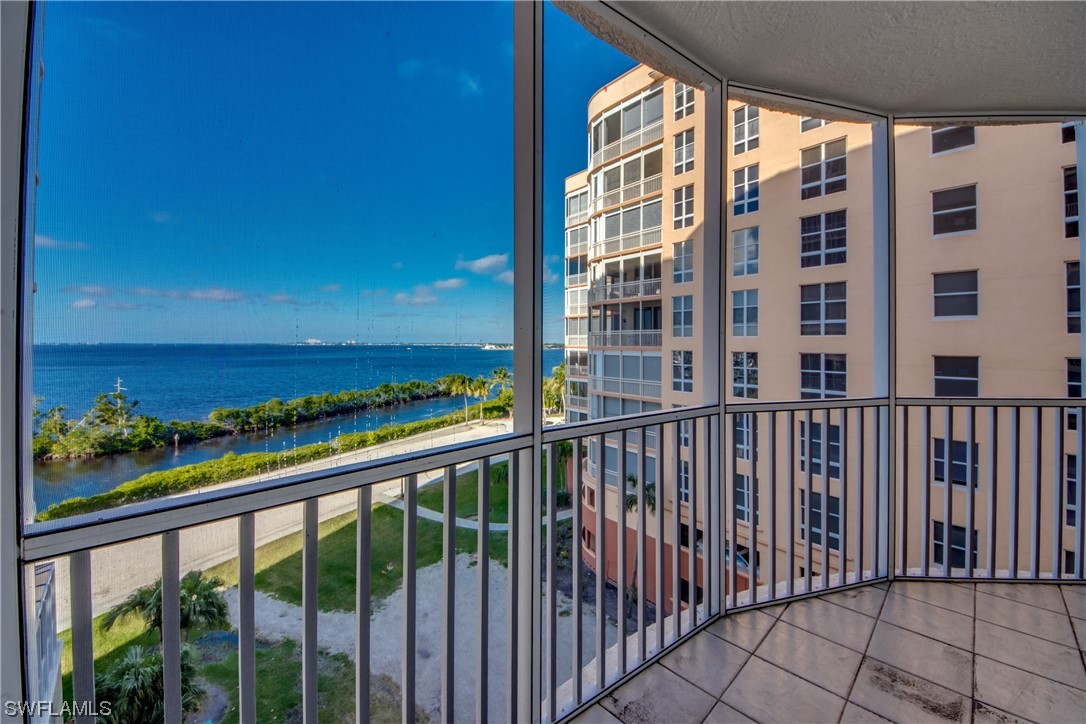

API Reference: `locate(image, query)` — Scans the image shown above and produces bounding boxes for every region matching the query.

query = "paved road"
[48,419,516,631]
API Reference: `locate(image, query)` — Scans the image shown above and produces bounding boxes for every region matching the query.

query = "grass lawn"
[58,610,159,706]
[416,461,510,523]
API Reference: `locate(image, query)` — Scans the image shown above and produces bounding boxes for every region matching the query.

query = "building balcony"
[567,394,589,410]
[589,120,664,171]
[589,227,662,259]
[567,364,590,378]
[589,375,662,399]
[588,329,663,347]
[567,272,589,287]
[591,174,663,214]
[587,278,662,303]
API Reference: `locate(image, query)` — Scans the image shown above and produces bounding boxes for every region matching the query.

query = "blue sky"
[31,1,634,344]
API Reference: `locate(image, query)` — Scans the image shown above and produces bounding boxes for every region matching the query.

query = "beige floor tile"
[839,702,894,723]
[866,620,973,697]
[599,663,717,724]
[971,700,1037,724]
[570,704,623,724]
[702,702,756,724]
[1072,614,1086,649]
[754,620,863,697]
[722,656,845,724]
[975,590,1077,647]
[878,591,974,651]
[659,627,750,698]
[1062,584,1086,620]
[820,584,888,618]
[706,608,777,652]
[780,596,877,653]
[849,658,969,723]
[892,580,975,615]
[975,619,1086,691]
[976,582,1067,614]
[974,655,1086,724]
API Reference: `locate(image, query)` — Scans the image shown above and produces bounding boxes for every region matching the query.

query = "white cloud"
[188,287,244,302]
[266,293,297,305]
[70,299,97,309]
[432,278,466,290]
[394,285,439,307]
[35,234,88,250]
[319,283,342,293]
[131,287,183,299]
[65,285,111,296]
[495,270,515,285]
[151,211,176,223]
[392,261,405,270]
[458,70,482,96]
[456,253,509,276]
[105,301,152,310]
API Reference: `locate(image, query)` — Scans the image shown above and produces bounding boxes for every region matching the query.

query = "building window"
[933,356,979,397]
[674,81,695,120]
[679,417,691,448]
[679,459,690,503]
[800,282,847,335]
[932,521,978,569]
[674,185,694,229]
[673,240,693,283]
[672,350,693,393]
[1068,262,1081,333]
[734,164,759,215]
[1066,454,1079,527]
[800,490,840,550]
[799,422,841,478]
[734,414,751,460]
[934,439,980,487]
[932,185,977,235]
[672,295,693,337]
[800,117,832,132]
[933,271,979,317]
[733,227,759,276]
[1067,550,1078,577]
[732,290,759,337]
[674,129,695,175]
[800,353,847,399]
[800,210,847,267]
[1069,358,1081,430]
[732,352,758,399]
[800,139,847,199]
[733,105,759,154]
[1062,122,1077,144]
[931,126,976,154]
[1065,166,1079,238]
[734,473,758,524]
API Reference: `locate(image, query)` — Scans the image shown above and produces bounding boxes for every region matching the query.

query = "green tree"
[472,376,490,422]
[440,374,473,423]
[623,473,657,514]
[89,386,139,438]
[489,367,513,394]
[542,361,566,415]
[102,571,229,642]
[94,644,203,723]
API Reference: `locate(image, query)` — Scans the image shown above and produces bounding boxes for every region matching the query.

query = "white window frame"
[733,105,759,155]
[800,282,847,335]
[800,353,847,399]
[674,81,695,120]
[1067,454,1079,527]
[933,356,980,397]
[674,129,694,175]
[933,438,980,488]
[800,117,832,132]
[732,352,758,399]
[732,227,759,276]
[799,422,841,479]
[673,184,694,229]
[672,350,693,393]
[1068,358,1081,431]
[672,295,693,338]
[673,240,693,283]
[931,184,978,237]
[734,413,751,460]
[800,490,841,550]
[930,126,976,155]
[1069,261,1081,334]
[1065,166,1079,239]
[734,473,758,524]
[732,289,758,337]
[932,270,979,319]
[733,164,759,215]
[932,521,978,570]
[679,459,690,504]
[1062,122,1076,144]
[800,138,847,199]
[800,210,847,267]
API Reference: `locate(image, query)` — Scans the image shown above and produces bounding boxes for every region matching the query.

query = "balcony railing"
[588,226,662,259]
[589,120,664,170]
[17,397,1083,724]
[565,272,587,287]
[567,364,589,378]
[588,330,663,347]
[591,174,663,214]
[589,375,662,399]
[565,209,589,227]
[587,278,662,303]
[566,395,589,410]
[565,238,589,257]
[565,334,587,348]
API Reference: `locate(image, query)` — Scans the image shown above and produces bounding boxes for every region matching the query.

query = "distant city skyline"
[30,1,635,344]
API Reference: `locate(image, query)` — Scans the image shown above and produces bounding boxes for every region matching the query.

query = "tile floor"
[572,581,1086,724]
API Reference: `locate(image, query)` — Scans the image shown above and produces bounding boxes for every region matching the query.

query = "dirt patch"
[867,661,965,721]
[186,681,230,724]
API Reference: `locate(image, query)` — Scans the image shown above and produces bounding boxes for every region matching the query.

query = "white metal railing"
[33,562,60,709]
[587,330,663,347]
[567,364,589,378]
[587,278,662,303]
[566,395,589,410]
[565,272,587,287]
[589,120,664,170]
[591,174,663,213]
[588,226,662,259]
[566,209,589,227]
[565,334,587,347]
[588,375,662,399]
[566,304,587,317]
[566,238,588,257]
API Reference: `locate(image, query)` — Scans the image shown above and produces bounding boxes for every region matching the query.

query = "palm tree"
[489,367,513,395]
[472,375,490,422]
[542,361,566,415]
[442,374,473,423]
[95,644,203,722]
[623,473,657,514]
[102,570,229,642]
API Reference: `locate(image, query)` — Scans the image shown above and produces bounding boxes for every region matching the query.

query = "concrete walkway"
[377,493,574,531]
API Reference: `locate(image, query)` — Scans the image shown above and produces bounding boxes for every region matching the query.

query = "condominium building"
[564,65,1080,614]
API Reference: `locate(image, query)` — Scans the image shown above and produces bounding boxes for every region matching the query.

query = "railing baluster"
[921,406,930,577]
[476,459,489,722]
[898,407,906,577]
[546,444,557,723]
[707,415,718,616]
[441,465,456,722]
[302,499,319,723]
[1031,408,1043,578]
[840,409,849,585]
[571,441,583,705]
[944,406,953,577]
[69,550,94,724]
[617,429,628,674]
[768,411,777,599]
[966,407,976,578]
[821,410,830,592]
[729,413,738,608]
[671,423,681,640]
[404,474,418,724]
[637,427,647,663]
[787,411,796,598]
[751,413,760,603]
[988,410,999,577]
[654,428,664,653]
[595,433,606,691]
[804,409,813,593]
[1053,410,1064,579]
[1078,409,1085,578]
[856,408,865,582]
[688,420,698,630]
[1010,407,1021,578]
[357,487,372,724]
[238,513,256,724]
[874,407,882,578]
[161,531,182,724]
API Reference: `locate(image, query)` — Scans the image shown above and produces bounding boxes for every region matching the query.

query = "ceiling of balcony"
[562,1,1086,117]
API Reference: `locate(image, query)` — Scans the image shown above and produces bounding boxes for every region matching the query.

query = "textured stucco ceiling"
[567,1,1086,117]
